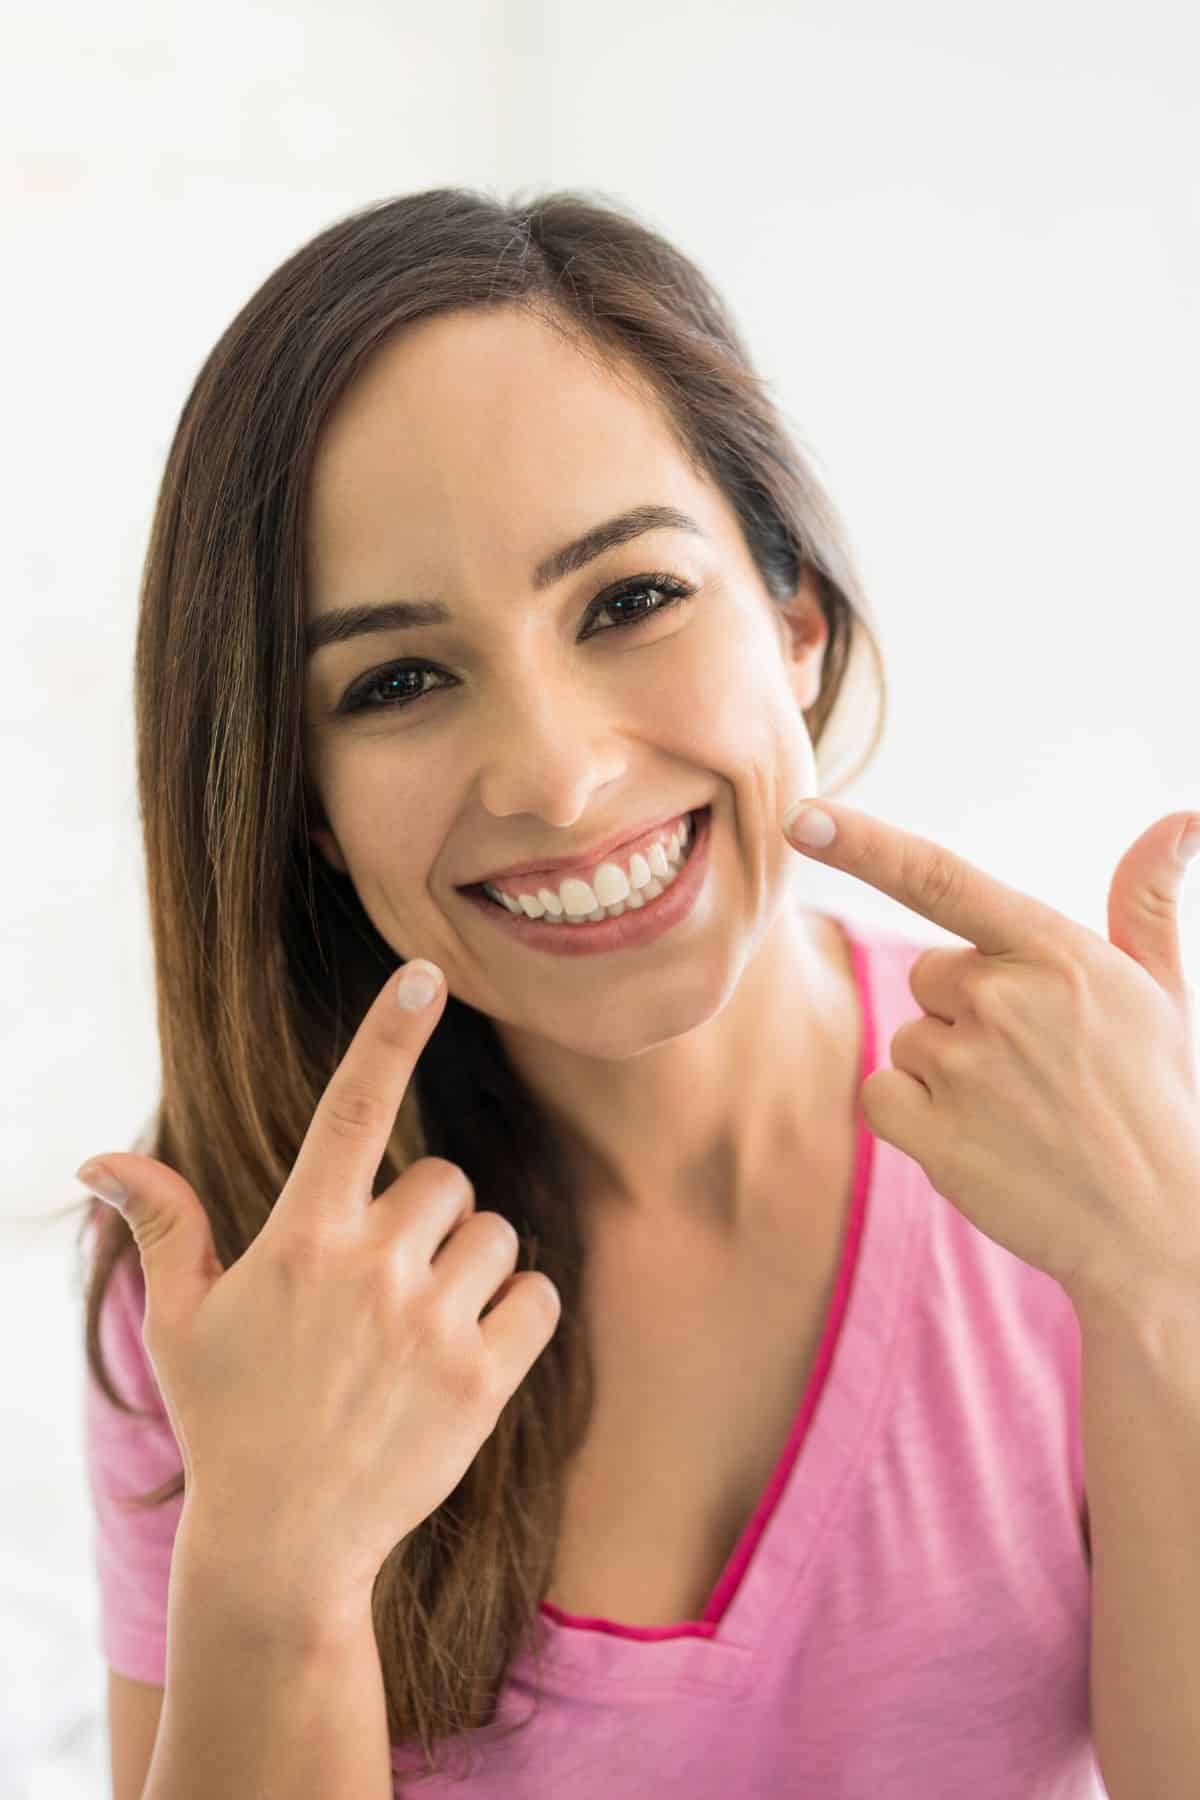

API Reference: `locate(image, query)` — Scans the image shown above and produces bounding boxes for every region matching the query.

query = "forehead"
[304,306,715,602]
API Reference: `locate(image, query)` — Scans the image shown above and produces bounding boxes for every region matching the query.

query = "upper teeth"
[482,813,695,920]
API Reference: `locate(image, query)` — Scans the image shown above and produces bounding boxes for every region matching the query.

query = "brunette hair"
[60,187,887,1783]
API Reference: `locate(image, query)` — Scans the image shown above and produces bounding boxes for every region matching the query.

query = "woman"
[76,190,1097,1796]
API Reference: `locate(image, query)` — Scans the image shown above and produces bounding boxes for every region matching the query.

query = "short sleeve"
[83,1246,185,1686]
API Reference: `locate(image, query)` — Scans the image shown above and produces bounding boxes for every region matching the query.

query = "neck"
[496,899,855,1239]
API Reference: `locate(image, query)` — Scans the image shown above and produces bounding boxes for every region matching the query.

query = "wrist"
[173,1500,379,1656]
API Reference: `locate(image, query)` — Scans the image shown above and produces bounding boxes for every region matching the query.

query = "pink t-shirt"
[84,913,1107,1797]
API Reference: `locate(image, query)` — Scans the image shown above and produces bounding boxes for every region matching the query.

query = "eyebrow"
[304,503,707,658]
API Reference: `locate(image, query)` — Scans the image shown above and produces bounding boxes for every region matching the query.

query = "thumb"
[1105,812,1200,1007]
[76,1154,226,1328]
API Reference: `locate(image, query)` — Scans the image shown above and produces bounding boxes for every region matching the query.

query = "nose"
[473,672,628,829]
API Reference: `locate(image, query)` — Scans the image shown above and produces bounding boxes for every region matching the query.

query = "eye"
[580,572,695,638]
[336,572,695,717]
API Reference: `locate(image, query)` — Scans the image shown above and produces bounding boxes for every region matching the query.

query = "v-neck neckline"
[501,914,929,1699]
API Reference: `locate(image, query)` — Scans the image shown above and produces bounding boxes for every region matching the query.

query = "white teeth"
[483,811,696,923]
[561,874,607,917]
[591,861,631,907]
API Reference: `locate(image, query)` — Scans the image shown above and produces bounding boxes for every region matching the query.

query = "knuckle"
[935,1034,971,1082]
[322,1076,392,1141]
[369,1252,422,1321]
[272,1224,344,1285]
[527,1271,563,1325]
[907,946,936,992]
[127,1206,177,1262]
[910,846,964,915]
[477,1211,520,1259]
[421,1157,476,1202]
[1054,947,1094,1011]
[419,1281,465,1344]
[460,1356,501,1412]
[964,969,1005,1026]
[423,1317,492,1409]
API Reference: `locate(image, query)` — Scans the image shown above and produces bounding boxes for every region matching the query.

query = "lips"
[461,807,701,891]
[458,800,713,955]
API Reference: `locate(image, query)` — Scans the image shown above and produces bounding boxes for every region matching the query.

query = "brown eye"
[582,574,694,636]
[337,572,695,716]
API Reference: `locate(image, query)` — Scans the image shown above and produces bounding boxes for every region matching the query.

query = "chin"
[534,963,736,1063]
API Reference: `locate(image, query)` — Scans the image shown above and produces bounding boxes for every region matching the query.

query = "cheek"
[764,694,821,800]
[680,626,817,800]
[322,750,447,884]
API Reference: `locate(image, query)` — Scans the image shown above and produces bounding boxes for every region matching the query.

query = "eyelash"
[337,573,696,716]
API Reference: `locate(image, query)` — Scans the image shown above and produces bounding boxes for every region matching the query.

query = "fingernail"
[75,1159,127,1207]
[785,805,837,850]
[1178,822,1200,869]
[396,959,443,1011]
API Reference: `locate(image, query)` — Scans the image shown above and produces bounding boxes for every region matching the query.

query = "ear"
[310,827,349,874]
[303,780,350,875]
[772,566,829,710]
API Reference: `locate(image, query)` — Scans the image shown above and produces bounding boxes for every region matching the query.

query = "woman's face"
[302,304,829,1059]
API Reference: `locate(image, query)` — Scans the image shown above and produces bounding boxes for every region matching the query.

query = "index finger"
[279,958,447,1226]
[784,800,1062,955]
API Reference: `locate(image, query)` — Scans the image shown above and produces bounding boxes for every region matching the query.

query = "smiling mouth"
[461,806,706,921]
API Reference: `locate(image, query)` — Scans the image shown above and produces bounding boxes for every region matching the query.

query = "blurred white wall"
[3,1,1196,1791]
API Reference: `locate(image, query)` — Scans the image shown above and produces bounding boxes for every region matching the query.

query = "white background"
[3,1,1196,1791]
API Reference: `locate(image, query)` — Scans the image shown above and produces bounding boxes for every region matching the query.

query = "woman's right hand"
[77,957,562,1629]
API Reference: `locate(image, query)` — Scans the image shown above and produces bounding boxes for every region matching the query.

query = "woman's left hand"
[783,800,1200,1316]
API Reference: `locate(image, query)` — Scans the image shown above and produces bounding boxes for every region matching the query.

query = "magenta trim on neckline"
[539,913,878,1642]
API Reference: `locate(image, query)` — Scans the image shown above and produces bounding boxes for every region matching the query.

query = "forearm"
[1072,1270,1200,1800]
[144,1508,393,1800]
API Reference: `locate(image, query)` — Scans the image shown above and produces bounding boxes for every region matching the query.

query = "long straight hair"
[65,188,887,1783]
